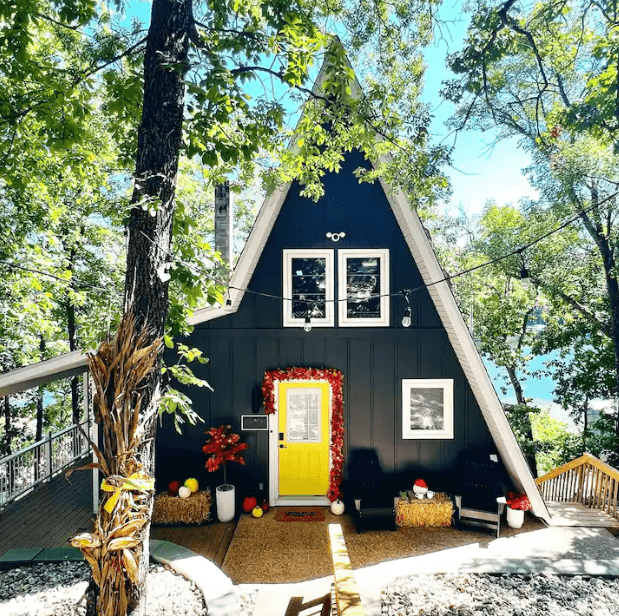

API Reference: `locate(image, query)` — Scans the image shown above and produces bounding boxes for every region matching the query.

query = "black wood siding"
[156,150,498,496]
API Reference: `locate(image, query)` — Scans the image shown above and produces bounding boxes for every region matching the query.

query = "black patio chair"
[345,449,396,532]
[453,452,508,537]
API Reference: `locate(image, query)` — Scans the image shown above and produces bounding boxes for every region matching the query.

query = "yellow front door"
[278,381,331,496]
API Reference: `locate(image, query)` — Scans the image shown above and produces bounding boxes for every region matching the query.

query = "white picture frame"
[338,249,389,327]
[283,249,334,327]
[402,379,454,439]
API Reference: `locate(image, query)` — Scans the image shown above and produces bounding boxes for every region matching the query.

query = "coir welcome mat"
[275,507,326,522]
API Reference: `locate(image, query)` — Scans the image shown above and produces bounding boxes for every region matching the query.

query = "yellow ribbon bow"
[101,472,155,514]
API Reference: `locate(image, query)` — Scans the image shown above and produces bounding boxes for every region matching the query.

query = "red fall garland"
[262,367,344,501]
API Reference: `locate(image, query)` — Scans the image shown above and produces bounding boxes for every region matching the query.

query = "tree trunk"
[3,395,10,455]
[602,269,619,460]
[506,365,538,477]
[582,400,589,454]
[66,246,81,425]
[119,1,192,614]
[507,365,526,407]
[35,336,46,443]
[577,190,619,461]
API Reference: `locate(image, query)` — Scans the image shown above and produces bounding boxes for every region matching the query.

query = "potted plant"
[202,425,248,522]
[505,492,531,528]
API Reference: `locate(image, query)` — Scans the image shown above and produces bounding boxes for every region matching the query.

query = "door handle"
[279,444,287,449]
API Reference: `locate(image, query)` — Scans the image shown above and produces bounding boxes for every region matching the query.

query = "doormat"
[275,507,326,522]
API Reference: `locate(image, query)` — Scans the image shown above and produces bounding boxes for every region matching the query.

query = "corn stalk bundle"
[71,313,162,616]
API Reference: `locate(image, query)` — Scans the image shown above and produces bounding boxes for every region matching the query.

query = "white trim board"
[268,379,333,507]
[0,350,89,397]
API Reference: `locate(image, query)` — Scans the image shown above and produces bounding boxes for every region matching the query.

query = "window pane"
[287,388,321,442]
[291,258,327,318]
[346,257,381,319]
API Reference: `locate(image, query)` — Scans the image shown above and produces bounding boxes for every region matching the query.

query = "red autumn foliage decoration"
[506,491,532,511]
[262,367,344,502]
[202,425,248,486]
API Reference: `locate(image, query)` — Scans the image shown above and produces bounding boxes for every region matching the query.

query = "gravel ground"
[382,572,619,616]
[0,561,257,616]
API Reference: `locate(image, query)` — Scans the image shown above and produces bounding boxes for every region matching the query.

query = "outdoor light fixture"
[401,291,412,328]
[326,231,346,243]
[304,315,312,333]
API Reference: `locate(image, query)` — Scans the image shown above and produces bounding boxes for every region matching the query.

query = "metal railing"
[535,453,619,521]
[0,418,91,510]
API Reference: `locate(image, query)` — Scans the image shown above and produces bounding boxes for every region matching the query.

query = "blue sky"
[421,6,538,217]
[128,2,537,217]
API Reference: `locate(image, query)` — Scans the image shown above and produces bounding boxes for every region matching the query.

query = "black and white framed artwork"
[402,379,454,439]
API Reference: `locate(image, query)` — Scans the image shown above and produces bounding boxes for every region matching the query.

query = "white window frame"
[283,249,334,327]
[338,249,390,327]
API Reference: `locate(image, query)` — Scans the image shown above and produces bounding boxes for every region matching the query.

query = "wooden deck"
[0,466,236,567]
[151,520,236,567]
[0,463,95,554]
[546,501,619,528]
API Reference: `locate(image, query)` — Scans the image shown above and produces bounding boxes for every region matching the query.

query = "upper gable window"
[283,249,334,327]
[338,249,390,327]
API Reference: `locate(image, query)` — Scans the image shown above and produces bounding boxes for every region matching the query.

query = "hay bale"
[153,489,212,525]
[396,493,453,527]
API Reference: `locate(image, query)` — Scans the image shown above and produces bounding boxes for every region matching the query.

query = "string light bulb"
[520,265,531,292]
[401,291,412,328]
[303,315,312,333]
[518,251,531,292]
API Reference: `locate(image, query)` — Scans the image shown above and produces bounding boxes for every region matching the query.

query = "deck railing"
[536,453,619,520]
[0,418,91,510]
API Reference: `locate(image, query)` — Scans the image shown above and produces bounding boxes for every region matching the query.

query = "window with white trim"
[283,249,334,327]
[338,249,390,327]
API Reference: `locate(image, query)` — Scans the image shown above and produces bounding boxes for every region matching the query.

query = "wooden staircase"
[536,453,619,528]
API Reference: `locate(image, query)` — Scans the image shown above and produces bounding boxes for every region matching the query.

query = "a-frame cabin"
[156,51,548,520]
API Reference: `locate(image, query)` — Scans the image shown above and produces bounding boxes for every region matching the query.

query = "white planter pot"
[506,506,525,529]
[216,485,235,523]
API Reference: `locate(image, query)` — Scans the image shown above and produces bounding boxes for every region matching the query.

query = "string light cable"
[139,193,619,310]
[0,258,110,294]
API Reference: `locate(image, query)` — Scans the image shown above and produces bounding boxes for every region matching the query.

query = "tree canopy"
[2,2,452,613]
[445,0,619,458]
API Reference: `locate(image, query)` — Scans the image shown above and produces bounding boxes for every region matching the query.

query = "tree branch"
[532,273,612,336]
[82,37,148,79]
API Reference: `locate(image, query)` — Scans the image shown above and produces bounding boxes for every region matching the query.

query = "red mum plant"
[506,492,532,511]
[202,425,248,488]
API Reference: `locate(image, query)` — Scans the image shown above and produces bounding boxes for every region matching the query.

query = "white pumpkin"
[178,485,192,499]
[331,499,345,515]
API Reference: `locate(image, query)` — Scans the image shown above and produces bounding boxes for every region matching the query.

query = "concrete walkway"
[244,526,619,616]
[3,527,619,616]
